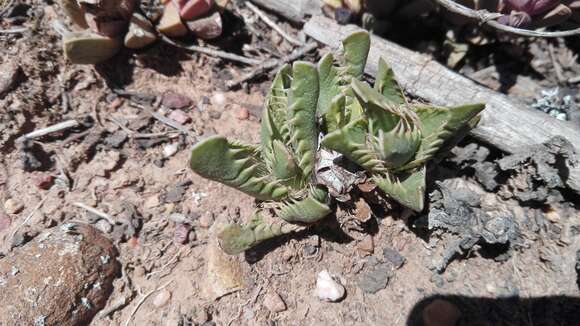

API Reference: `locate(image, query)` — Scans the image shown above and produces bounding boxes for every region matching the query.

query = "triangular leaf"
[269,139,302,185]
[373,167,426,212]
[276,186,331,223]
[407,103,485,167]
[288,61,319,178]
[352,79,402,136]
[371,120,421,169]
[374,58,405,105]
[317,53,343,118]
[322,118,385,173]
[342,31,371,79]
[261,64,292,151]
[324,94,347,134]
[190,136,288,201]
[218,212,302,255]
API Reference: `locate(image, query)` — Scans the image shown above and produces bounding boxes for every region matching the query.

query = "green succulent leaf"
[269,139,302,185]
[276,186,331,223]
[342,31,371,79]
[217,212,302,255]
[318,31,370,122]
[288,62,320,178]
[351,79,404,136]
[261,64,292,149]
[373,167,426,212]
[190,135,288,201]
[371,120,421,169]
[322,118,385,173]
[374,58,405,105]
[406,103,485,168]
[324,94,347,134]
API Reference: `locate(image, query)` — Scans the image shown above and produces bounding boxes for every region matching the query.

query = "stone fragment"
[158,2,188,37]
[263,292,286,313]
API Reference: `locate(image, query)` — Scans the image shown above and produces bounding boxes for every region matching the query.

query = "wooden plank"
[304,15,580,193]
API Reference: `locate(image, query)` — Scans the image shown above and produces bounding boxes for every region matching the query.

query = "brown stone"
[236,106,250,120]
[263,292,286,313]
[356,235,374,253]
[0,223,119,326]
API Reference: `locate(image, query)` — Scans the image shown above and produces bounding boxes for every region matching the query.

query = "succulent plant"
[189,31,485,255]
[190,61,332,254]
[319,32,484,212]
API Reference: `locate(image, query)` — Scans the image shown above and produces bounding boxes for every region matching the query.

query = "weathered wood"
[250,0,320,23]
[304,16,580,192]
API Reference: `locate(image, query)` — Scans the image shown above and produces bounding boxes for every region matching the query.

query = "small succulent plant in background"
[321,0,580,32]
[189,31,486,255]
[58,0,228,64]
[498,0,580,28]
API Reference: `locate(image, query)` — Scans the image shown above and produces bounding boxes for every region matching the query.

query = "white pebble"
[163,143,179,158]
[316,270,345,302]
[211,92,226,106]
[153,289,172,307]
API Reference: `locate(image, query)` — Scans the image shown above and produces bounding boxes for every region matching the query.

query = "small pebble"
[211,92,226,106]
[422,299,461,326]
[198,214,214,229]
[163,143,180,158]
[162,91,192,109]
[109,97,123,110]
[95,219,113,234]
[174,223,191,244]
[356,235,374,253]
[144,195,161,209]
[168,109,192,124]
[4,199,24,214]
[236,107,250,120]
[358,263,391,294]
[168,213,188,224]
[32,172,54,190]
[316,270,346,302]
[153,289,172,307]
[263,292,286,313]
[0,213,11,232]
[383,247,405,268]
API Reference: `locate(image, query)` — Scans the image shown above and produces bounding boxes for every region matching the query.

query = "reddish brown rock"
[168,109,192,124]
[186,11,222,40]
[0,223,119,326]
[162,91,193,109]
[175,0,213,20]
[32,172,54,190]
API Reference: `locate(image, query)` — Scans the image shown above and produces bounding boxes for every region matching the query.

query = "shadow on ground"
[407,294,580,326]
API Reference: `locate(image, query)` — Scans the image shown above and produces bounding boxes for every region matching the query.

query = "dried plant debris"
[189,31,485,254]
[496,136,577,203]
[452,136,579,204]
[428,178,520,272]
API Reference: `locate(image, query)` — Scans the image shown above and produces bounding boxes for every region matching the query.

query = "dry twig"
[226,41,318,89]
[123,280,173,326]
[16,120,81,143]
[159,34,261,65]
[432,0,580,37]
[246,1,304,46]
[73,202,116,225]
